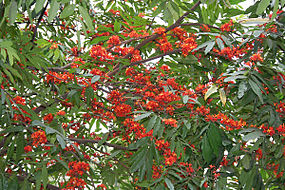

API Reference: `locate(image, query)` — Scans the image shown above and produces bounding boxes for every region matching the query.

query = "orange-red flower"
[31,130,47,147]
[43,113,54,123]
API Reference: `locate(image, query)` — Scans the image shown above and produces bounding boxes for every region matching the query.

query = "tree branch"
[108,0,201,77]
[16,175,61,190]
[69,138,136,151]
[31,1,49,42]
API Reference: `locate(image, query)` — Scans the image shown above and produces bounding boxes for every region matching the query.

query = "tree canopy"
[0,0,285,189]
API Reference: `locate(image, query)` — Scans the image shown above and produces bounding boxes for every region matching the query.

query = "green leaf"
[238,81,247,99]
[204,84,218,100]
[242,130,265,141]
[134,112,152,121]
[216,37,224,50]
[79,5,94,31]
[271,0,279,20]
[204,41,215,54]
[0,126,24,134]
[42,165,48,188]
[8,0,17,25]
[207,125,222,157]
[91,75,100,83]
[35,0,46,13]
[90,36,110,44]
[249,79,263,103]
[16,133,24,162]
[56,134,66,149]
[242,154,252,171]
[45,126,58,135]
[182,95,189,104]
[219,88,226,106]
[60,4,75,19]
[165,178,174,190]
[146,115,157,133]
[97,133,108,147]
[202,135,214,163]
[114,20,120,33]
[256,0,270,15]
[48,0,60,23]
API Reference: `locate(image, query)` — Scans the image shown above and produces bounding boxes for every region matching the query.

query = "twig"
[31,1,49,42]
[108,0,201,77]
[69,138,136,151]
[107,49,181,76]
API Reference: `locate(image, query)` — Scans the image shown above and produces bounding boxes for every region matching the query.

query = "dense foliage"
[0,0,285,189]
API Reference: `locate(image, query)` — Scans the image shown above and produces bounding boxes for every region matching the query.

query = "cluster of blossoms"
[64,161,90,189]
[162,118,178,127]
[275,101,285,117]
[155,139,177,166]
[43,113,54,123]
[122,118,153,141]
[220,20,233,32]
[46,71,74,84]
[31,130,47,147]
[89,45,114,61]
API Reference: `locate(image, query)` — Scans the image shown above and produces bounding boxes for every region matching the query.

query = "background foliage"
[0,0,285,189]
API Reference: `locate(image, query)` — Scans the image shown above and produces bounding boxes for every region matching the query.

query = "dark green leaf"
[60,4,75,19]
[48,0,60,23]
[91,75,100,83]
[114,20,120,33]
[134,112,152,121]
[249,79,264,103]
[165,178,174,190]
[256,0,270,15]
[79,5,94,31]
[8,0,17,25]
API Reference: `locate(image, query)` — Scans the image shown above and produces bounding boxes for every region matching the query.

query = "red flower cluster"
[154,27,166,35]
[205,112,246,130]
[65,177,87,190]
[200,24,210,32]
[24,145,32,153]
[114,103,132,117]
[250,53,263,62]
[152,165,164,179]
[13,96,25,105]
[67,161,90,176]
[123,118,153,140]
[179,162,194,176]
[130,49,142,62]
[181,37,197,56]
[31,130,47,147]
[107,35,120,46]
[162,118,178,127]
[156,38,173,53]
[89,45,114,61]
[277,124,285,136]
[46,71,74,84]
[275,101,285,117]
[220,20,233,32]
[155,139,177,166]
[43,113,54,123]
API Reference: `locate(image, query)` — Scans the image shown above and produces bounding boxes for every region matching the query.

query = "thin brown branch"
[16,175,61,190]
[31,2,49,42]
[69,138,136,151]
[108,0,201,77]
[107,49,181,77]
[180,23,220,30]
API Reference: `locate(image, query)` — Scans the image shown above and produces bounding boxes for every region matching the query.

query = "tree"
[0,0,284,189]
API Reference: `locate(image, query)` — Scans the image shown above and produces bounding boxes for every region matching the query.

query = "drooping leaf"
[204,85,218,100]
[256,0,270,15]
[79,5,94,31]
[219,88,226,106]
[48,0,60,23]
